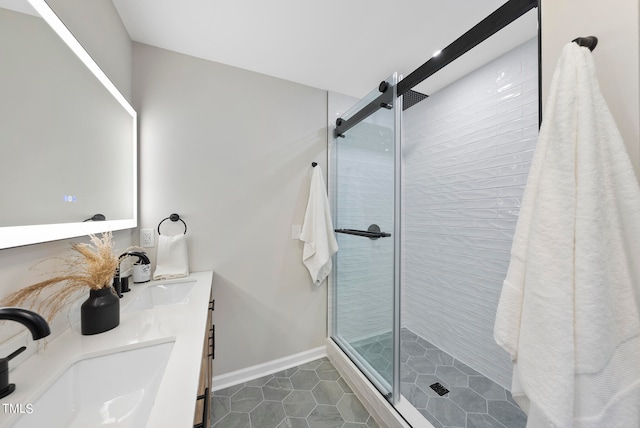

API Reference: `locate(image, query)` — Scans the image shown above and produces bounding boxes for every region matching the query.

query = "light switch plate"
[291,225,301,240]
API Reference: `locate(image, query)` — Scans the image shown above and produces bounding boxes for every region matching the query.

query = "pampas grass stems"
[1,232,121,322]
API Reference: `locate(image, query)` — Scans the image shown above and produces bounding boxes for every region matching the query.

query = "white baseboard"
[211,346,327,392]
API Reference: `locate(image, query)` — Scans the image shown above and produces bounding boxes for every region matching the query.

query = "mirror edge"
[0,0,138,249]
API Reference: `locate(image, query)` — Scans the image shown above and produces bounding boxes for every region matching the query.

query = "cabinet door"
[194,292,214,427]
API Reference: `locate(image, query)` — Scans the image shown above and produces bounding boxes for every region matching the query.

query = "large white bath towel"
[494,42,640,428]
[300,166,338,285]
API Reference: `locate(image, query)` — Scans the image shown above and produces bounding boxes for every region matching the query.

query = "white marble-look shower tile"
[402,38,538,390]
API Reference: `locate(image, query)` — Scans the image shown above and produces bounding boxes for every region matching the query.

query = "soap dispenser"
[120,251,151,284]
[130,252,151,283]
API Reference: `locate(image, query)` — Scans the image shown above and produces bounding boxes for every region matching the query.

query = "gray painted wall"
[132,42,328,376]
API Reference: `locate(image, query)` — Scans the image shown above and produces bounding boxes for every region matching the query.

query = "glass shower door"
[330,74,400,401]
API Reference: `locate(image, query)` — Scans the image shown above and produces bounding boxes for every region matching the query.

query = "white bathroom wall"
[402,38,538,388]
[0,0,133,342]
[132,43,328,377]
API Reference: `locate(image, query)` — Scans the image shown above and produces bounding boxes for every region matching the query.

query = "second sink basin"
[12,341,174,428]
[124,281,196,312]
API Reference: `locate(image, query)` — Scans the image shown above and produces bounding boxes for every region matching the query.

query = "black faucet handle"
[120,275,130,293]
[0,346,26,399]
[113,277,122,298]
[0,308,50,399]
[4,346,26,361]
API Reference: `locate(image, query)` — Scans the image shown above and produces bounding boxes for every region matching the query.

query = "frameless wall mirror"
[0,0,137,248]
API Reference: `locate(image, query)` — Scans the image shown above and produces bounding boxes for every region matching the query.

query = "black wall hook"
[311,162,317,167]
[157,213,187,235]
[573,36,598,51]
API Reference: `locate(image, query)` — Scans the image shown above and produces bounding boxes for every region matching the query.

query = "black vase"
[80,287,120,335]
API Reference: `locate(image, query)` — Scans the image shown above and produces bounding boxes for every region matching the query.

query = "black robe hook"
[572,36,598,51]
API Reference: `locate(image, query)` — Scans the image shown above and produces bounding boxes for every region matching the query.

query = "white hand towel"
[153,234,189,280]
[300,166,338,286]
[494,42,640,428]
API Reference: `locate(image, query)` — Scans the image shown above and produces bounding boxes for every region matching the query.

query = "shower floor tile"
[211,357,379,428]
[351,328,527,428]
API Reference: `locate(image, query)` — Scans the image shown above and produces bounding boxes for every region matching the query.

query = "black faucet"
[114,252,151,296]
[120,252,150,265]
[0,307,51,398]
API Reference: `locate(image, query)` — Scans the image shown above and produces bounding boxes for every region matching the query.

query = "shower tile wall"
[402,38,538,388]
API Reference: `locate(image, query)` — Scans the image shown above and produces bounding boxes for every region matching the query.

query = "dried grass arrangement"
[1,232,119,322]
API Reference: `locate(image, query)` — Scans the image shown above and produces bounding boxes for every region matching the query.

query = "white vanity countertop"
[0,270,213,428]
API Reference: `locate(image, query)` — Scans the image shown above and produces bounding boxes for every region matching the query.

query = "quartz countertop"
[0,271,213,428]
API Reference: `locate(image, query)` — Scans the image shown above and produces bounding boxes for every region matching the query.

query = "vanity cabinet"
[193,289,215,428]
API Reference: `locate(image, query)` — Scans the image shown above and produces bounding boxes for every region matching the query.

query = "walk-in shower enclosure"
[328,1,539,426]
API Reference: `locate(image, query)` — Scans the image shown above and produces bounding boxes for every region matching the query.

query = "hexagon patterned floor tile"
[211,357,380,428]
[213,328,527,428]
[353,328,528,428]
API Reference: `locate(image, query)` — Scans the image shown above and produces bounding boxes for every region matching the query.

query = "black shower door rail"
[333,0,539,138]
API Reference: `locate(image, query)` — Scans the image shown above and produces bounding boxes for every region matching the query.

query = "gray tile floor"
[211,357,380,428]
[352,328,527,428]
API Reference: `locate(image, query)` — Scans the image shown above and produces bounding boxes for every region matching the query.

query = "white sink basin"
[124,281,196,312]
[12,341,174,428]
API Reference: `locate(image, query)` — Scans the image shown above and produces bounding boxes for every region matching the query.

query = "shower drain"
[430,382,450,396]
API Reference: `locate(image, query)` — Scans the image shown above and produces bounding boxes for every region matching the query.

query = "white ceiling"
[112,0,538,99]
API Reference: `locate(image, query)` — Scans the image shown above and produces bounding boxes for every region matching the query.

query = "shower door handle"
[335,229,391,239]
[334,224,391,240]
